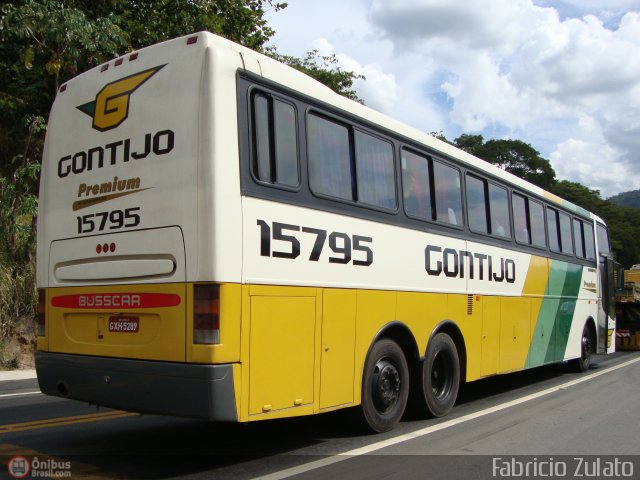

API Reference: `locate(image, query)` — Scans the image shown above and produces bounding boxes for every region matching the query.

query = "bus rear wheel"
[422,333,460,417]
[360,339,409,433]
[569,324,592,372]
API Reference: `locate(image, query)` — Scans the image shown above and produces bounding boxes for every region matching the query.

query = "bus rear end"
[35,33,239,421]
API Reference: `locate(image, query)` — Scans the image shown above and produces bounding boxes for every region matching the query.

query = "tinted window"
[596,223,611,256]
[547,208,560,252]
[273,101,298,186]
[308,114,353,200]
[467,175,488,234]
[254,94,271,182]
[512,193,529,244]
[489,184,511,238]
[401,149,432,220]
[355,131,396,209]
[559,211,573,255]
[529,200,546,248]
[584,222,596,260]
[573,218,585,258]
[433,161,463,226]
[252,93,299,187]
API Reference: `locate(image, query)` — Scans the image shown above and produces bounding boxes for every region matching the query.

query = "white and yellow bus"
[35,32,616,432]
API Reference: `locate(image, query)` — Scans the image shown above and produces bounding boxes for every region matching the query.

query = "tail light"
[36,289,46,336]
[193,284,220,344]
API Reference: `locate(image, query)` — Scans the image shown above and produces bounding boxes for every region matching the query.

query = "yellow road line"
[0,410,138,434]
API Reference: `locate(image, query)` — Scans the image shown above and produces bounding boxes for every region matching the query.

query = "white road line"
[0,391,42,399]
[254,355,640,480]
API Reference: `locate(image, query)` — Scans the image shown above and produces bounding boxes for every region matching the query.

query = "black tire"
[569,324,592,372]
[360,339,409,433]
[422,333,460,417]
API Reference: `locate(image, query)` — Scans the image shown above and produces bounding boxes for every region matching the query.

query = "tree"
[87,0,287,51]
[453,134,557,190]
[267,49,365,102]
[0,0,128,175]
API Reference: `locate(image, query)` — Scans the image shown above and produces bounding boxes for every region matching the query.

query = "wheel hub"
[372,359,400,412]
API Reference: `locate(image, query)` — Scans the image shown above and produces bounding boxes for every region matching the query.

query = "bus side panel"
[247,285,317,417]
[319,289,357,410]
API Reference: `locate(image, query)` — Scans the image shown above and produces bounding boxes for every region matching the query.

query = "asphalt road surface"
[1,351,639,479]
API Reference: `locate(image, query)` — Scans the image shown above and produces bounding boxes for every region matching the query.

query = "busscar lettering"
[425,244,516,283]
[78,294,141,308]
[58,129,174,178]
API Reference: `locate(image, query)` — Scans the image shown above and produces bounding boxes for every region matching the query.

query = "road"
[1,352,639,479]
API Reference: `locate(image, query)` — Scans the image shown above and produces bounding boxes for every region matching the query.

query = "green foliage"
[550,181,640,267]
[90,0,287,51]
[267,49,365,103]
[0,261,36,339]
[0,0,128,174]
[608,189,640,208]
[454,134,556,189]
[450,134,640,266]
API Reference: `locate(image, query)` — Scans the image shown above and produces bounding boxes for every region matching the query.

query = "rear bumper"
[35,351,237,421]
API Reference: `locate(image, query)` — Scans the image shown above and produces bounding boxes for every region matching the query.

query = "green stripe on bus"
[527,261,583,367]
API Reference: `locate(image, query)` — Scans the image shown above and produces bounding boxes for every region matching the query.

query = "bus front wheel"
[422,333,460,417]
[360,339,409,433]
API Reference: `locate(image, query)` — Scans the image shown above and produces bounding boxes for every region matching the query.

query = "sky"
[264,0,640,198]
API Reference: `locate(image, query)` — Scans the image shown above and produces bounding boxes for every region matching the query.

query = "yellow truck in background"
[616,265,640,349]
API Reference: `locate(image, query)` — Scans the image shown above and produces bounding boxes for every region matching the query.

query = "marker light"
[193,284,220,344]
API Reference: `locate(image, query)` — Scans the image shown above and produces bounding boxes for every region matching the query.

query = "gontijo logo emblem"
[77,64,166,131]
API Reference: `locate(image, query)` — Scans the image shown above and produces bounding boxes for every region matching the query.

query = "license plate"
[108,316,139,333]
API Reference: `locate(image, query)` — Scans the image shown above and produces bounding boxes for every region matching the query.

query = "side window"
[401,149,432,220]
[547,207,560,252]
[559,211,573,255]
[355,131,396,209]
[596,223,611,257]
[466,175,488,234]
[573,218,586,258]
[433,161,463,226]
[466,174,510,238]
[489,184,511,238]
[529,200,546,248]
[252,92,299,187]
[584,222,596,260]
[512,193,529,244]
[514,194,546,247]
[308,113,353,200]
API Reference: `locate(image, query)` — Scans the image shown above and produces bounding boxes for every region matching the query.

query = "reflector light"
[36,289,45,336]
[193,284,220,344]
[96,243,116,254]
[129,53,139,61]
[59,84,67,92]
[187,36,198,45]
[100,64,109,72]
[115,58,123,66]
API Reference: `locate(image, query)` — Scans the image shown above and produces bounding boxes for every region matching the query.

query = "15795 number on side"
[257,220,373,266]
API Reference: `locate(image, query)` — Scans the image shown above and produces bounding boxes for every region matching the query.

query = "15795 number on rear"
[77,207,141,234]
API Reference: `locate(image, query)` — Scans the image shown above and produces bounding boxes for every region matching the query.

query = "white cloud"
[266,0,640,195]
